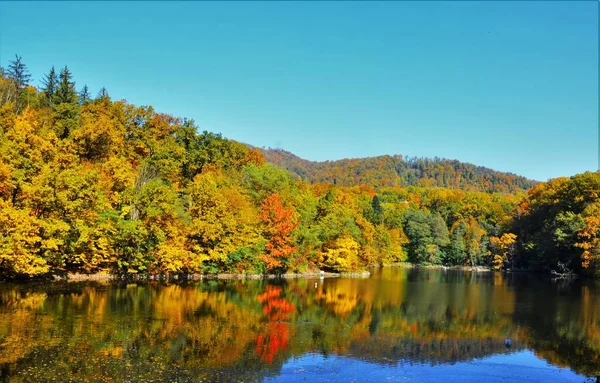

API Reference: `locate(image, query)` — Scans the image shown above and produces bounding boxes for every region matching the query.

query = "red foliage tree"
[259,193,298,272]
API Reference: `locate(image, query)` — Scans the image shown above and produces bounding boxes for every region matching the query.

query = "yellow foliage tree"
[0,200,48,276]
[320,234,361,272]
[490,233,517,270]
[386,228,408,264]
[576,202,600,275]
[188,171,261,271]
[70,100,125,160]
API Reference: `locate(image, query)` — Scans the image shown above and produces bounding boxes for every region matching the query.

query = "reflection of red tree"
[255,286,296,363]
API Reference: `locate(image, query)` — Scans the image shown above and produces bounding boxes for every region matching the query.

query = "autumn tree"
[513,171,600,272]
[260,193,298,273]
[320,234,361,272]
[576,202,600,275]
[71,97,125,160]
[0,200,48,276]
[187,171,262,273]
[490,233,516,270]
[448,218,488,266]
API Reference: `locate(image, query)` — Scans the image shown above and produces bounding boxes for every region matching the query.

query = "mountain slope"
[259,148,536,193]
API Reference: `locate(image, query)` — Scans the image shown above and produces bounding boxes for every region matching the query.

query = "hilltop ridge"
[259,148,536,193]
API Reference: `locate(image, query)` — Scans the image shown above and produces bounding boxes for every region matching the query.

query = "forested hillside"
[261,148,536,193]
[0,56,598,279]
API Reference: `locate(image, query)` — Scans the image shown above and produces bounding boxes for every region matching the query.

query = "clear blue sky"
[0,1,597,181]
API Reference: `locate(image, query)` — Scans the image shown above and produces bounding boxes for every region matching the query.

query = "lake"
[0,268,598,382]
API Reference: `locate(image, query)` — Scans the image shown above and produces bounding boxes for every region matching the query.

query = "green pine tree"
[7,55,32,112]
[79,84,91,105]
[7,54,31,91]
[55,66,77,104]
[371,195,384,226]
[41,66,58,108]
[96,87,110,101]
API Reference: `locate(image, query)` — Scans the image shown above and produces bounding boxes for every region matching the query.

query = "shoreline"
[50,264,493,282]
[2,264,568,283]
[380,263,493,272]
[48,270,372,282]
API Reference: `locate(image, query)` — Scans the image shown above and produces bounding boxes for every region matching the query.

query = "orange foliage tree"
[259,193,298,273]
[577,202,600,274]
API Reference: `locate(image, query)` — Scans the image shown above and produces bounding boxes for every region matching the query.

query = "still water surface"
[0,268,598,382]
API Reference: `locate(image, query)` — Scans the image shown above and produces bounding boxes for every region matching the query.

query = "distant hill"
[259,148,536,193]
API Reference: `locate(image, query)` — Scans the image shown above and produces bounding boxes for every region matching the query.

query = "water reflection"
[0,268,598,382]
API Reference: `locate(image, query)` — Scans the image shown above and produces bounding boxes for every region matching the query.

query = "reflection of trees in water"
[0,270,598,381]
[0,282,277,382]
[345,336,523,366]
[511,277,600,377]
[306,268,519,365]
[0,289,52,365]
[254,286,295,364]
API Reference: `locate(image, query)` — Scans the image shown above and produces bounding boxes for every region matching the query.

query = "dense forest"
[260,148,536,193]
[0,56,599,279]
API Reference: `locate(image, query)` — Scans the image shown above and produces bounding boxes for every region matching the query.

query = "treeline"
[260,148,536,193]
[0,56,598,278]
